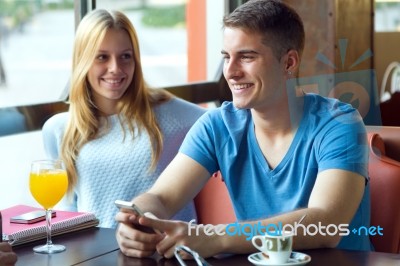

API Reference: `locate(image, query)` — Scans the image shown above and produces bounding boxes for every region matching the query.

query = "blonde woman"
[42,9,205,228]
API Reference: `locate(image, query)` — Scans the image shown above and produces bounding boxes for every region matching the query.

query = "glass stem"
[45,209,53,247]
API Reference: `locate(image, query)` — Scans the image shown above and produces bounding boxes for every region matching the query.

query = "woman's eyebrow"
[96,48,133,53]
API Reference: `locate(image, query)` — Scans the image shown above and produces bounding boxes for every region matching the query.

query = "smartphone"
[114,200,145,217]
[10,210,56,224]
[114,200,162,235]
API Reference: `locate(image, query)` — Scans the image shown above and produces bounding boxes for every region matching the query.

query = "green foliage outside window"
[141,4,186,28]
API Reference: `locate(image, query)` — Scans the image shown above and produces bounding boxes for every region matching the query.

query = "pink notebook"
[1,205,99,245]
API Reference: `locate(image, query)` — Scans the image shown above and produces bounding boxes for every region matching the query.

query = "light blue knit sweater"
[42,98,206,228]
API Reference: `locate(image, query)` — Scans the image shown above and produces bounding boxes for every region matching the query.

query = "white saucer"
[248,251,311,266]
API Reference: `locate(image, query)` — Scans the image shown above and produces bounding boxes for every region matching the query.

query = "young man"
[115,0,371,259]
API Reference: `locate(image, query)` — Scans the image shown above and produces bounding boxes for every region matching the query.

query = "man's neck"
[251,102,302,169]
[251,95,304,137]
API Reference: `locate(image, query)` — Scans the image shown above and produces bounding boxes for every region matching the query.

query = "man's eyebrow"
[238,49,259,54]
[220,49,259,55]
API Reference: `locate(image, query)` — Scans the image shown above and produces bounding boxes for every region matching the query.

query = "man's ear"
[285,49,300,73]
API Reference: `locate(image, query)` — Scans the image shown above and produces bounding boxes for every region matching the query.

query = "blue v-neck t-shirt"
[179,93,371,251]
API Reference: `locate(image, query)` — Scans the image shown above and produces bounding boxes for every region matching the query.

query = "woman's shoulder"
[42,112,69,132]
[151,98,205,130]
[157,97,207,116]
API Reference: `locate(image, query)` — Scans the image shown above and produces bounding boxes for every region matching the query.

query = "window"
[0,0,226,106]
[375,0,400,32]
[95,0,224,87]
[0,0,232,137]
[0,0,74,108]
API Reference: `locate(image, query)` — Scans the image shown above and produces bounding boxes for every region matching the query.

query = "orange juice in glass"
[29,159,68,254]
[30,169,68,210]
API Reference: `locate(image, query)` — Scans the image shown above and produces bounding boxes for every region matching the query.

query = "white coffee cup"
[251,230,293,264]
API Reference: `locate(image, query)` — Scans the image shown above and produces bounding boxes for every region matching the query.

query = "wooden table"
[13,227,400,266]
[78,248,400,266]
[13,227,119,266]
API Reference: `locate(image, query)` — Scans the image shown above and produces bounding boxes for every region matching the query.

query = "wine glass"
[29,159,68,254]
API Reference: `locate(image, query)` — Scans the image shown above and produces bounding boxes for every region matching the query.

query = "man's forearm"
[132,192,170,219]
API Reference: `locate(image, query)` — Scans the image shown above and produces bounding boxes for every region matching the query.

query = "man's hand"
[0,242,18,266]
[115,211,164,258]
[139,215,222,259]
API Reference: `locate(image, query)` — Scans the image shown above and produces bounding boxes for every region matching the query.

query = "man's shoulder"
[303,94,366,136]
[305,93,362,123]
[198,102,251,133]
[218,101,251,120]
[306,93,355,112]
[220,101,239,112]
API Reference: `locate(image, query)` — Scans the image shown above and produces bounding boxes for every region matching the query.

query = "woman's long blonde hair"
[61,9,171,193]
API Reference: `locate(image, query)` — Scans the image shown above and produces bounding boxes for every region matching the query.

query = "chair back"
[194,172,236,224]
[367,126,400,253]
